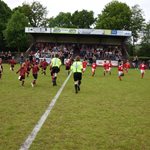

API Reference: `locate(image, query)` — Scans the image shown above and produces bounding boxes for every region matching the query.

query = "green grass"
[0,64,150,150]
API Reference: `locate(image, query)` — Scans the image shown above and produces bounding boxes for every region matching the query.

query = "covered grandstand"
[25,27,132,66]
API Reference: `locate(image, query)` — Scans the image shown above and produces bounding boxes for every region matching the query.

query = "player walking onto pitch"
[50,54,62,86]
[103,60,109,76]
[118,61,124,81]
[9,56,16,71]
[123,60,130,73]
[139,61,147,79]
[40,58,48,75]
[108,60,112,75]
[31,62,40,87]
[0,58,3,79]
[16,63,27,86]
[65,56,72,75]
[91,60,97,76]
[71,56,83,93]
[82,58,88,73]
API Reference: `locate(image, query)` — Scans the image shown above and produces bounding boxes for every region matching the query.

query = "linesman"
[50,54,62,86]
[71,56,83,93]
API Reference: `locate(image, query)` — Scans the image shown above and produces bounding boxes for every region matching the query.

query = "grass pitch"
[0,64,150,150]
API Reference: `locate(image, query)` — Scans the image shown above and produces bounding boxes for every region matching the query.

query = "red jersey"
[9,59,16,65]
[124,62,130,69]
[82,61,88,68]
[40,60,48,69]
[92,63,97,69]
[118,65,124,71]
[25,61,31,68]
[103,63,109,70]
[32,65,39,74]
[140,64,146,70]
[17,67,27,76]
[108,62,112,68]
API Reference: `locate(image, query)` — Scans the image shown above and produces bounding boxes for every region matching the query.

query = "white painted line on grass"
[20,72,72,150]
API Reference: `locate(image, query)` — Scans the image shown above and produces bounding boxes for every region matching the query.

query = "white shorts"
[118,71,123,76]
[92,68,95,72]
[83,68,86,72]
[108,68,111,72]
[141,70,145,74]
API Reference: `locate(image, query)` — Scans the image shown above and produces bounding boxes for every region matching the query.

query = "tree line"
[0,0,149,56]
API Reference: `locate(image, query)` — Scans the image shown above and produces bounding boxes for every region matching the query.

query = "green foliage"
[4,11,29,51]
[71,9,95,28]
[49,12,73,28]
[130,5,145,45]
[0,0,12,49]
[96,0,132,30]
[13,1,48,27]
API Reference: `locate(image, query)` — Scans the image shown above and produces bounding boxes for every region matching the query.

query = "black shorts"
[11,65,14,67]
[73,72,82,81]
[33,74,38,80]
[51,67,60,74]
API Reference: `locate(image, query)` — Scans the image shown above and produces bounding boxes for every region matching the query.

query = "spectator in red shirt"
[91,61,97,76]
[31,62,40,87]
[9,56,16,71]
[0,58,3,79]
[16,63,27,86]
[139,61,147,79]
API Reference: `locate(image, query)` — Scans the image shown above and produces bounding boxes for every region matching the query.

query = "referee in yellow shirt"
[50,54,62,86]
[71,56,83,93]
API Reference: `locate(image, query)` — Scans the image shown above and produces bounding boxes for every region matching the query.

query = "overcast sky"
[4,0,150,22]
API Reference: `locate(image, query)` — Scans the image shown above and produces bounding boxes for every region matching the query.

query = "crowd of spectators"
[0,42,124,64]
[32,42,123,61]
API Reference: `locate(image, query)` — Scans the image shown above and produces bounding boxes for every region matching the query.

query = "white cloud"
[4,0,150,22]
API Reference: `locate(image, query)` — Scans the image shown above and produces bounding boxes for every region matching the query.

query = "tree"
[49,12,72,28]
[130,5,145,46]
[71,10,95,28]
[4,11,29,51]
[0,0,11,49]
[138,22,150,56]
[96,0,132,30]
[13,1,48,27]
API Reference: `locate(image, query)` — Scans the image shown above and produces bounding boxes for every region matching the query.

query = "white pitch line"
[20,72,72,150]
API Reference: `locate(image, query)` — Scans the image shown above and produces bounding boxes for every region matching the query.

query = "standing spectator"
[20,53,24,65]
[133,56,139,69]
[0,58,3,79]
[71,56,83,93]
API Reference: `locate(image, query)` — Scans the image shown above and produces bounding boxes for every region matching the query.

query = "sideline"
[20,72,72,150]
